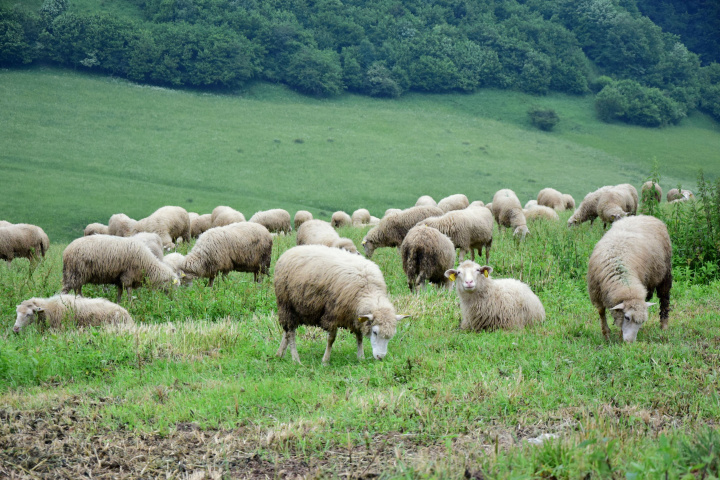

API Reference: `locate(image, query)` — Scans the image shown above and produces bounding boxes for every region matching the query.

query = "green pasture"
[1,67,719,242]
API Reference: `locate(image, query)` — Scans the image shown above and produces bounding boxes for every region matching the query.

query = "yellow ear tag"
[483,270,489,278]
[448,273,456,282]
[362,240,366,245]
[358,316,369,323]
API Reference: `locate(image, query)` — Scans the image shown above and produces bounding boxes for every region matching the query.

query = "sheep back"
[190,213,213,238]
[249,209,292,234]
[84,223,109,236]
[524,205,560,221]
[491,189,528,237]
[351,208,371,226]
[641,182,662,203]
[401,225,456,291]
[362,205,443,257]
[420,207,493,262]
[212,206,246,227]
[294,210,313,230]
[133,206,191,248]
[438,194,470,213]
[0,224,49,262]
[537,188,565,211]
[415,195,437,207]
[331,211,352,228]
[108,213,137,237]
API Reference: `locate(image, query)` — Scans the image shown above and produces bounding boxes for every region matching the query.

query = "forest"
[1,0,720,128]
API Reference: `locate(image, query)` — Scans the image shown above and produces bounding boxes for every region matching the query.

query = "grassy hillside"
[1,67,718,242]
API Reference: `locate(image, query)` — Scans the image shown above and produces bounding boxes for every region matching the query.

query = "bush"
[528,106,560,131]
[595,79,686,127]
[285,46,344,96]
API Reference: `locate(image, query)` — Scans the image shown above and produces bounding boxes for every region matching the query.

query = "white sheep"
[296,219,358,254]
[562,194,576,210]
[351,208,372,226]
[587,215,672,342]
[62,234,180,303]
[108,213,137,237]
[523,205,560,221]
[524,199,538,210]
[596,184,639,228]
[567,186,613,227]
[419,206,494,263]
[438,194,470,213]
[491,189,529,239]
[132,206,191,249]
[189,212,213,238]
[331,211,353,228]
[384,208,402,217]
[294,210,313,230]
[180,222,272,286]
[84,223,109,236]
[274,245,409,364]
[445,261,545,331]
[415,195,437,207]
[0,223,50,264]
[14,295,133,333]
[362,205,443,258]
[470,200,485,208]
[249,209,292,234]
[400,225,456,291]
[130,232,164,261]
[211,206,246,227]
[667,188,694,202]
[641,181,663,203]
[537,188,565,211]
[163,252,192,285]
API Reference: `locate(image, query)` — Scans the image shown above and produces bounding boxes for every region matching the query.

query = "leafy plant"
[528,105,560,131]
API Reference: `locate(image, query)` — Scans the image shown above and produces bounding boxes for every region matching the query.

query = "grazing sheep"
[212,206,246,227]
[438,194,470,213]
[596,185,639,228]
[294,210,313,230]
[108,213,137,237]
[189,213,213,238]
[419,206,494,263]
[485,202,492,211]
[0,223,49,263]
[163,252,192,285]
[274,245,409,364]
[537,188,565,211]
[250,209,292,234]
[562,194,576,210]
[297,219,358,254]
[384,208,402,217]
[331,211,352,228]
[62,235,180,303]
[667,188,694,202]
[415,195,437,207]
[131,232,164,261]
[351,208,372,226]
[362,205,443,258]
[615,184,639,215]
[445,261,545,331]
[567,186,613,227]
[400,225,456,291]
[180,222,272,286]
[524,199,538,210]
[84,223,109,236]
[0,220,12,228]
[587,215,672,342]
[491,189,529,239]
[470,200,485,208]
[641,181,662,203]
[368,216,381,226]
[524,205,560,221]
[14,295,133,333]
[133,206,191,249]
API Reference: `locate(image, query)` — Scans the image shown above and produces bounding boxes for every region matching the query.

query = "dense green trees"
[1,0,717,126]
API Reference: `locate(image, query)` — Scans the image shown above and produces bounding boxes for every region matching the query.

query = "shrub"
[285,46,344,96]
[595,79,686,127]
[528,106,560,131]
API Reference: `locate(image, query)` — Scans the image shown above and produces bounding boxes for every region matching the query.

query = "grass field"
[1,66,719,242]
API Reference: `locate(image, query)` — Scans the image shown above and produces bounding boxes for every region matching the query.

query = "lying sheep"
[84,223,109,236]
[180,222,272,286]
[537,188,565,211]
[362,205,443,258]
[415,195,437,207]
[587,215,672,342]
[400,225,456,291]
[641,181,662,203]
[212,206,246,227]
[14,295,133,333]
[108,213,137,237]
[0,223,50,263]
[351,208,372,226]
[567,186,613,227]
[420,206,494,263]
[189,212,212,238]
[445,261,545,331]
[131,232,164,261]
[562,194,576,210]
[297,219,358,254]
[133,206,191,249]
[249,209,292,234]
[667,188,694,202]
[524,205,560,221]
[62,235,180,303]
[331,211,352,228]
[438,194,470,213]
[491,189,529,239]
[274,245,409,364]
[294,210,313,230]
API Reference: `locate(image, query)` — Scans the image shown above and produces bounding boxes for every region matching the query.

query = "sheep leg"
[208,275,215,288]
[599,308,611,340]
[276,330,290,358]
[485,241,492,264]
[356,332,364,360]
[116,286,124,304]
[657,273,672,330]
[459,248,469,262]
[322,329,338,364]
[287,330,302,364]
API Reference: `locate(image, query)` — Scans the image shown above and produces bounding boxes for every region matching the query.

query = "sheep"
[61,234,180,303]
[587,215,672,342]
[331,211,352,228]
[108,213,137,237]
[13,295,133,333]
[567,186,613,227]
[163,252,192,285]
[615,183,639,215]
[400,225,456,291]
[438,194,470,213]
[249,209,292,234]
[0,223,50,264]
[491,189,529,239]
[667,188,694,202]
[641,181,662,203]
[212,206,246,227]
[0,220,11,228]
[84,223,109,236]
[444,261,545,331]
[524,205,560,221]
[294,210,313,230]
[384,208,402,217]
[180,222,272,286]
[351,208,372,226]
[537,188,565,211]
[415,195,437,207]
[362,205,443,258]
[274,245,409,364]
[562,194,576,210]
[419,206,494,263]
[132,206,191,249]
[470,200,485,208]
[368,216,381,226]
[189,212,213,238]
[524,199,538,210]
[297,219,358,254]
[130,232,164,261]
[597,185,639,228]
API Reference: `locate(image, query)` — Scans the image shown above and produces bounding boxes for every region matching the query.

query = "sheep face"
[359,309,406,360]
[361,238,375,258]
[14,301,41,332]
[513,225,529,239]
[445,261,491,293]
[610,299,655,343]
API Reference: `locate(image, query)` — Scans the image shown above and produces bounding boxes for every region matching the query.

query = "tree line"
[1,0,719,127]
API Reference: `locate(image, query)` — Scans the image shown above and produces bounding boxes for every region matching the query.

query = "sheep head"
[357,309,408,360]
[610,299,656,343]
[14,300,43,332]
[445,261,491,293]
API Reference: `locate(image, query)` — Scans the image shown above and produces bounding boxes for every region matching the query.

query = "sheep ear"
[358,314,373,323]
[395,315,410,321]
[646,302,656,308]
[444,269,458,281]
[610,303,625,311]
[480,266,493,277]
[34,306,44,313]
[361,240,367,246]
